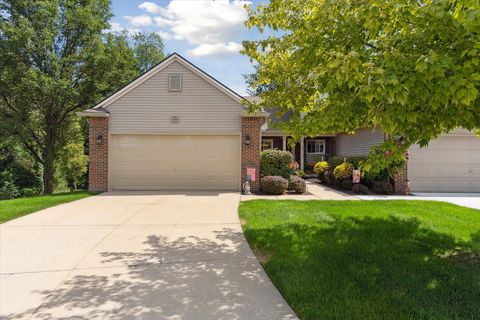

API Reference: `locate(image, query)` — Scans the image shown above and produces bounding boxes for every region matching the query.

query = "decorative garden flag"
[352,170,361,184]
[247,168,256,182]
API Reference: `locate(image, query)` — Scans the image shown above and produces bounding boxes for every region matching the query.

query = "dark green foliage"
[324,171,335,185]
[0,170,20,200]
[261,149,293,179]
[261,176,288,195]
[341,178,353,190]
[372,181,394,195]
[240,200,480,320]
[352,183,370,194]
[288,176,307,194]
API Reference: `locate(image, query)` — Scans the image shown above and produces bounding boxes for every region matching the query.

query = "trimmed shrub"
[314,161,329,174]
[372,181,394,195]
[352,184,369,194]
[261,176,288,195]
[289,176,307,194]
[261,149,293,179]
[341,179,353,190]
[333,162,354,180]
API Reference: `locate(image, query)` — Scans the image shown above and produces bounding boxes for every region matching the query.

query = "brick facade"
[241,116,264,192]
[393,162,409,195]
[88,117,109,192]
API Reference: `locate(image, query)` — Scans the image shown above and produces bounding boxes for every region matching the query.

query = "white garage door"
[408,130,480,192]
[111,135,240,190]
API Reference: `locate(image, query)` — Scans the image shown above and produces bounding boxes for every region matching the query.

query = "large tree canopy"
[0,0,165,194]
[243,0,480,172]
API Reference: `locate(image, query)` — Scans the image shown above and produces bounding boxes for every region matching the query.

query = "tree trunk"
[43,126,56,195]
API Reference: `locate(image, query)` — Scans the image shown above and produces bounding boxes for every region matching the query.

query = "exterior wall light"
[96,134,103,145]
[244,134,251,145]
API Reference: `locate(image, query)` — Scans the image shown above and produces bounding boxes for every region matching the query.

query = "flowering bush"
[314,161,329,174]
[333,162,354,180]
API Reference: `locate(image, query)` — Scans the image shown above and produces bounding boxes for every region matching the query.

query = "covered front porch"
[261,131,336,172]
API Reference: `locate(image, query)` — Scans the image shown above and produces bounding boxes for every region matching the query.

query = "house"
[79,53,480,194]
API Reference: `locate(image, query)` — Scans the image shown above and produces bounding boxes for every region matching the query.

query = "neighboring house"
[79,52,480,194]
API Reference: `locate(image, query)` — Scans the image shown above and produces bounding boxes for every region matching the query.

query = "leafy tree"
[131,32,165,73]
[242,0,480,173]
[57,121,88,191]
[0,0,138,194]
[244,65,276,96]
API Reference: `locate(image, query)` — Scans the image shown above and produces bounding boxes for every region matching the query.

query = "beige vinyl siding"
[107,61,242,133]
[336,128,385,156]
[110,134,240,190]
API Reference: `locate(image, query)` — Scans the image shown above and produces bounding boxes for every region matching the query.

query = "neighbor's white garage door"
[111,135,240,190]
[408,129,480,192]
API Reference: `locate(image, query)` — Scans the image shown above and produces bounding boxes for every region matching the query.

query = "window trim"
[261,139,274,151]
[168,73,183,92]
[306,139,326,154]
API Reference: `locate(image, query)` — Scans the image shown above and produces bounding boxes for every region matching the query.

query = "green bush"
[324,171,336,185]
[289,176,307,194]
[0,170,20,200]
[352,184,369,194]
[314,161,329,174]
[295,170,305,177]
[372,181,394,194]
[328,156,366,170]
[362,169,390,188]
[341,178,353,190]
[261,176,288,195]
[333,162,354,180]
[261,149,293,179]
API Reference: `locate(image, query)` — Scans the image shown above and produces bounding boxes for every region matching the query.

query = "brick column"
[393,162,409,195]
[241,116,264,193]
[88,117,109,192]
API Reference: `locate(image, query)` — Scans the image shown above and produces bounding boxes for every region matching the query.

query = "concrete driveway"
[0,191,297,320]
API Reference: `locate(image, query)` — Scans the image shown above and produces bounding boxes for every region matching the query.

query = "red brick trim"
[241,117,264,192]
[393,162,409,195]
[88,117,108,192]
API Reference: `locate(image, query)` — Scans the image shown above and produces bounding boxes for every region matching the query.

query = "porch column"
[282,135,287,151]
[300,138,305,171]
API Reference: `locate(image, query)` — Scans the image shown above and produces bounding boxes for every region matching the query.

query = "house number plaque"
[170,115,180,123]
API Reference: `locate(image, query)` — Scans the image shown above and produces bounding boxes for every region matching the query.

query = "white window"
[306,139,325,154]
[262,139,274,151]
[168,74,182,91]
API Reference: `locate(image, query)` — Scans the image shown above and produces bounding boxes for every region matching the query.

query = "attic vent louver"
[168,74,182,91]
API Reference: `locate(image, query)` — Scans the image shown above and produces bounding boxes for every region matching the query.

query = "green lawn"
[239,200,480,320]
[0,192,95,223]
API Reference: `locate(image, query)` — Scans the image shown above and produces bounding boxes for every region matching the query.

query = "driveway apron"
[0,191,297,320]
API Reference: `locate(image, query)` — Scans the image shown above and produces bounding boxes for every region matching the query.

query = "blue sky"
[110,0,269,95]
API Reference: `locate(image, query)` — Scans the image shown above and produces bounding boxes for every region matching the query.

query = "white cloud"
[124,14,153,27]
[138,2,165,15]
[188,42,243,57]
[108,22,140,35]
[156,31,173,40]
[138,0,251,57]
